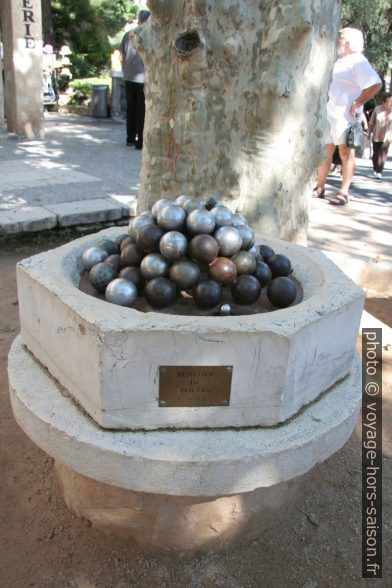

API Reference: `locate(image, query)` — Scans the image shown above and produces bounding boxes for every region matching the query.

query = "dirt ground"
[0,236,391,588]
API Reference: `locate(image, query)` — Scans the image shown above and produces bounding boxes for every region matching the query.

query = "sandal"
[312,186,325,199]
[329,191,349,206]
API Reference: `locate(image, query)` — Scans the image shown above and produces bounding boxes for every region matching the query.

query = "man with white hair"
[314,27,382,205]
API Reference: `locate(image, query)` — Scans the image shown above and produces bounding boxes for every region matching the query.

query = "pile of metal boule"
[81,196,299,312]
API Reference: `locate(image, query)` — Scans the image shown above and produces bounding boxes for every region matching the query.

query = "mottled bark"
[132,0,341,242]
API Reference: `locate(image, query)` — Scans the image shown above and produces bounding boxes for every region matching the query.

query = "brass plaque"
[159,366,232,407]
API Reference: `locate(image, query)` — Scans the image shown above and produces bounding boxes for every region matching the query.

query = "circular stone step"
[9,336,361,497]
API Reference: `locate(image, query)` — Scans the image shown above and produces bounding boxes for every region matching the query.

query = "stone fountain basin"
[16,228,364,430]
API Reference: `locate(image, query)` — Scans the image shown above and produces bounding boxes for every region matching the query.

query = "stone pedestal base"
[57,463,303,553]
[9,336,362,552]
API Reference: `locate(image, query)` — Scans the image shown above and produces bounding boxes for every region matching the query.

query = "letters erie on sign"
[22,0,36,49]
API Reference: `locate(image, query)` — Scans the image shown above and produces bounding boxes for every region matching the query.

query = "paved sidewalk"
[1,112,391,291]
[0,113,140,232]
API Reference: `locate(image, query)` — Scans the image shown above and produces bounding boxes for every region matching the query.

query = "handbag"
[346,114,365,149]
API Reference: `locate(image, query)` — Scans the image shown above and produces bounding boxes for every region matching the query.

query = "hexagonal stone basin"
[15,228,364,430]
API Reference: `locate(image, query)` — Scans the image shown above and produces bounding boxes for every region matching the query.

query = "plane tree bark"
[132,0,341,242]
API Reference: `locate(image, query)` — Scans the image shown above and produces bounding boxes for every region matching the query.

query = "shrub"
[67,77,112,104]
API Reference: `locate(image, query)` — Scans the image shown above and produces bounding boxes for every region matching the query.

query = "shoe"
[312,186,325,199]
[373,171,377,177]
[375,172,382,179]
[126,139,135,146]
[135,143,143,150]
[329,191,349,206]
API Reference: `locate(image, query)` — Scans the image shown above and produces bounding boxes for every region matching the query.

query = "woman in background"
[368,93,392,179]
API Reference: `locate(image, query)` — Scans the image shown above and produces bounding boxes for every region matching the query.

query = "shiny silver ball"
[186,209,216,235]
[231,213,247,228]
[151,198,174,218]
[238,225,255,249]
[182,196,205,215]
[105,278,138,307]
[231,251,257,275]
[219,303,232,316]
[140,253,170,280]
[247,244,261,261]
[214,226,242,257]
[210,205,234,229]
[159,231,188,261]
[128,214,155,239]
[169,260,200,290]
[157,204,186,231]
[82,247,108,270]
[175,194,191,206]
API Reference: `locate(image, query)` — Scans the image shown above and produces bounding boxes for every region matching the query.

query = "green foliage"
[68,80,91,103]
[96,0,128,37]
[71,54,100,79]
[342,0,392,78]
[51,0,112,76]
[50,1,141,76]
[69,77,111,91]
[68,77,111,104]
[127,5,139,18]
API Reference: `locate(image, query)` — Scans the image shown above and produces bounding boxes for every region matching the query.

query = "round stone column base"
[57,462,303,553]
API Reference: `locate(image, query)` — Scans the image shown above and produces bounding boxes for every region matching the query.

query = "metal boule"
[89,262,117,293]
[210,205,234,229]
[145,277,177,308]
[231,213,247,227]
[105,278,138,307]
[157,204,186,231]
[189,234,219,264]
[267,276,298,308]
[238,225,255,249]
[159,231,188,261]
[96,239,119,255]
[182,196,205,214]
[214,226,242,257]
[231,251,256,275]
[82,247,108,270]
[151,198,174,218]
[209,257,237,285]
[118,266,145,292]
[186,209,216,236]
[128,214,155,239]
[140,253,170,280]
[193,279,222,309]
[169,259,200,289]
[231,274,261,305]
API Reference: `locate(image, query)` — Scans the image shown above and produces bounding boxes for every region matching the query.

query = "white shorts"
[325,113,349,146]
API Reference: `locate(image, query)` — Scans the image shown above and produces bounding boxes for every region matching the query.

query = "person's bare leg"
[314,143,335,196]
[338,144,355,195]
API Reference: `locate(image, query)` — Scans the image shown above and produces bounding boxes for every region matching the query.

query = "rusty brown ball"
[208,257,237,285]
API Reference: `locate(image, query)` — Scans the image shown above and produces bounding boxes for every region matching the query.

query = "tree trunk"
[41,0,54,45]
[133,0,341,243]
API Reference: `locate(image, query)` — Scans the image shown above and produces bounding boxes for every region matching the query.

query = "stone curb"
[0,199,134,236]
[0,206,57,235]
